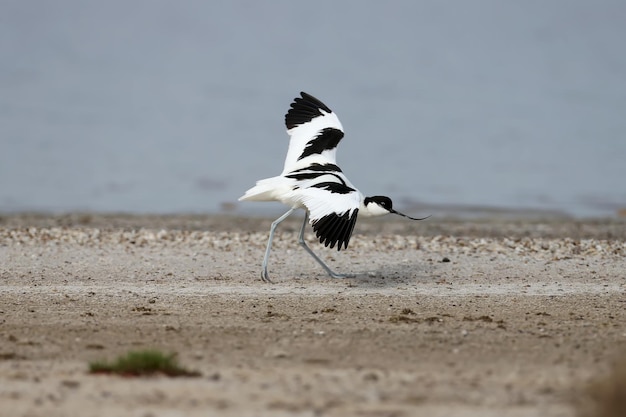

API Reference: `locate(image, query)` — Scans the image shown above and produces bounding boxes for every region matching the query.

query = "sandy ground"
[0,214,625,417]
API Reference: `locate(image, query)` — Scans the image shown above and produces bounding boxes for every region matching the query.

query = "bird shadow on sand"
[327,262,439,289]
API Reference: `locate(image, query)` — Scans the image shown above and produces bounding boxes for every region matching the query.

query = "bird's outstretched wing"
[282,92,344,174]
[287,165,361,250]
[302,190,359,250]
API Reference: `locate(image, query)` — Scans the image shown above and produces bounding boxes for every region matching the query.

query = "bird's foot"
[261,269,274,283]
[328,271,355,279]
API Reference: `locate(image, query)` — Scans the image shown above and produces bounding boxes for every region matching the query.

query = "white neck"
[359,199,391,217]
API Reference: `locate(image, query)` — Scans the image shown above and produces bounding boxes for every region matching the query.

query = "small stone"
[363,372,379,381]
[61,380,80,388]
[268,350,290,359]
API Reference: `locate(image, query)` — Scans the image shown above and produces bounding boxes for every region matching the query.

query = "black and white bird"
[239,92,428,282]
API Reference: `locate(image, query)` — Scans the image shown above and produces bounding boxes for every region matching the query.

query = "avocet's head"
[362,196,429,220]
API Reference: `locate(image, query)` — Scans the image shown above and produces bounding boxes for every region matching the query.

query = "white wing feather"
[282,109,343,174]
[297,187,360,223]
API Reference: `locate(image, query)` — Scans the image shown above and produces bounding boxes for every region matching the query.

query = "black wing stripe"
[297,128,344,161]
[291,163,342,173]
[285,92,333,129]
[312,209,359,251]
[285,172,323,181]
[309,182,355,194]
[284,172,347,186]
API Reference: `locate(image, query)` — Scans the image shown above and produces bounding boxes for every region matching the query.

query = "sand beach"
[0,214,625,416]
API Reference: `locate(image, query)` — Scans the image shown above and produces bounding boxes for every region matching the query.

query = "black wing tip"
[285,91,333,130]
[312,209,358,251]
[298,92,331,111]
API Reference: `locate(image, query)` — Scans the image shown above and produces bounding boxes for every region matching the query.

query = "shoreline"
[1,212,625,240]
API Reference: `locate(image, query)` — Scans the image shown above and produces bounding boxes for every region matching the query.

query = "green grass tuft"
[89,349,201,377]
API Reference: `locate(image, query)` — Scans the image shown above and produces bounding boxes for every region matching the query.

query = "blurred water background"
[1,1,625,218]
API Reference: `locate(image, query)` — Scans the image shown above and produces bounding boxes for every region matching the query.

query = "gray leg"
[262,208,296,283]
[298,212,353,279]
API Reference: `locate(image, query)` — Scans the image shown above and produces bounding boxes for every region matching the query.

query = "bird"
[239,92,428,282]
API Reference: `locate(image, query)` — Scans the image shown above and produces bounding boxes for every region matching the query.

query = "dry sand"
[0,214,625,417]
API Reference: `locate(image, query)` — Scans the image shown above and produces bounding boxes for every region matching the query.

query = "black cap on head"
[364,196,393,210]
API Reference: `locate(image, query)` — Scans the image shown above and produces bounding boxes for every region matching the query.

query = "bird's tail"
[238,176,289,202]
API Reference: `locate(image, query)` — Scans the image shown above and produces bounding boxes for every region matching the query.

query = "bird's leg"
[298,212,354,279]
[262,208,296,283]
